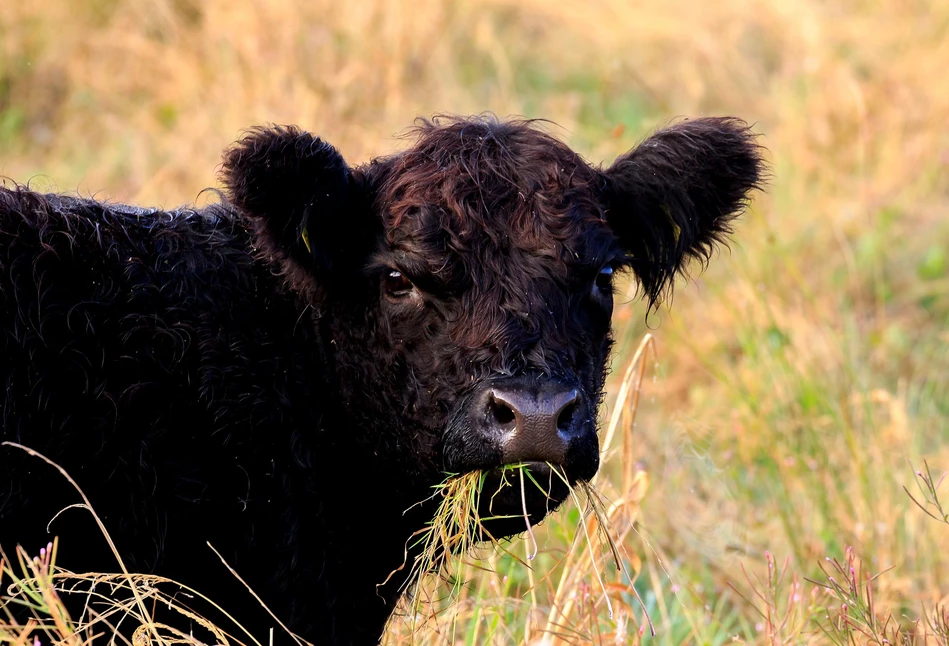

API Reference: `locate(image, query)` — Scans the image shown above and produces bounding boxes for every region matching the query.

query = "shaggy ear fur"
[601,117,765,306]
[221,125,373,277]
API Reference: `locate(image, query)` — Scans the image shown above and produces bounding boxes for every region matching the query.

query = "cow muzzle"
[442,376,600,537]
[462,376,600,479]
[481,382,591,470]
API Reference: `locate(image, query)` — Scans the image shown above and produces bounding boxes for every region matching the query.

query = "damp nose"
[485,385,584,465]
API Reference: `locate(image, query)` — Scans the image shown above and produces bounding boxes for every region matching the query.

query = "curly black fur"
[0,115,764,644]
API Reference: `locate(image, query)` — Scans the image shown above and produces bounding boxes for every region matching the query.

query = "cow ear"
[221,125,374,278]
[601,117,765,307]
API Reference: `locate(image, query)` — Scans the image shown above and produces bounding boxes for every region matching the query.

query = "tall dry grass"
[2,0,948,643]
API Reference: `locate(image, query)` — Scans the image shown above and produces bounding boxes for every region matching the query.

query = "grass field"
[2,0,948,643]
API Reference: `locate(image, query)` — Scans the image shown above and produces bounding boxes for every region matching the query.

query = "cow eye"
[594,265,614,293]
[384,269,414,297]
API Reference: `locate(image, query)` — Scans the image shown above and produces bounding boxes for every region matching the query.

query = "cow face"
[222,116,763,534]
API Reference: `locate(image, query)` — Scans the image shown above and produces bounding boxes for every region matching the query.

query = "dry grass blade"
[385,470,486,633]
[541,344,655,643]
[205,542,312,646]
[387,462,577,639]
[544,466,654,641]
[599,333,655,476]
[0,541,81,646]
[393,464,545,594]
[0,548,245,645]
[1,441,165,645]
[0,443,302,646]
[520,470,539,562]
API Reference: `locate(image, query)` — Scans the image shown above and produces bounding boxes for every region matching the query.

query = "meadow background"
[2,0,948,644]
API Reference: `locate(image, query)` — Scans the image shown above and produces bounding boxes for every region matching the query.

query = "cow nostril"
[488,396,517,427]
[476,385,591,469]
[556,400,578,434]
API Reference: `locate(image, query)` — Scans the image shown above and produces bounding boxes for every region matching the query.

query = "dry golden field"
[2,0,948,644]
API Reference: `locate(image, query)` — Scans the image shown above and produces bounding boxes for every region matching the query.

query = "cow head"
[221,116,763,536]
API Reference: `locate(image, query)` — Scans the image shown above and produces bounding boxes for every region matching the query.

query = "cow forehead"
[373,121,614,278]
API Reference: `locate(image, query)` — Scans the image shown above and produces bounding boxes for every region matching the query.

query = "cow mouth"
[473,461,573,541]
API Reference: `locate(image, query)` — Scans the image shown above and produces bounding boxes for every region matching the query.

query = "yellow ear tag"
[660,204,681,244]
[301,228,312,254]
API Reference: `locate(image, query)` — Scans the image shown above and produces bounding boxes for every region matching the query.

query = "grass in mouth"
[388,461,653,640]
[389,465,528,603]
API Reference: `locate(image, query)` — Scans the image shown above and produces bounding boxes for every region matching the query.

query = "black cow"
[0,115,763,644]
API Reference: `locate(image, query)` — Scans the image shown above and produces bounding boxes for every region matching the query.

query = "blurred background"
[2,1,948,643]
